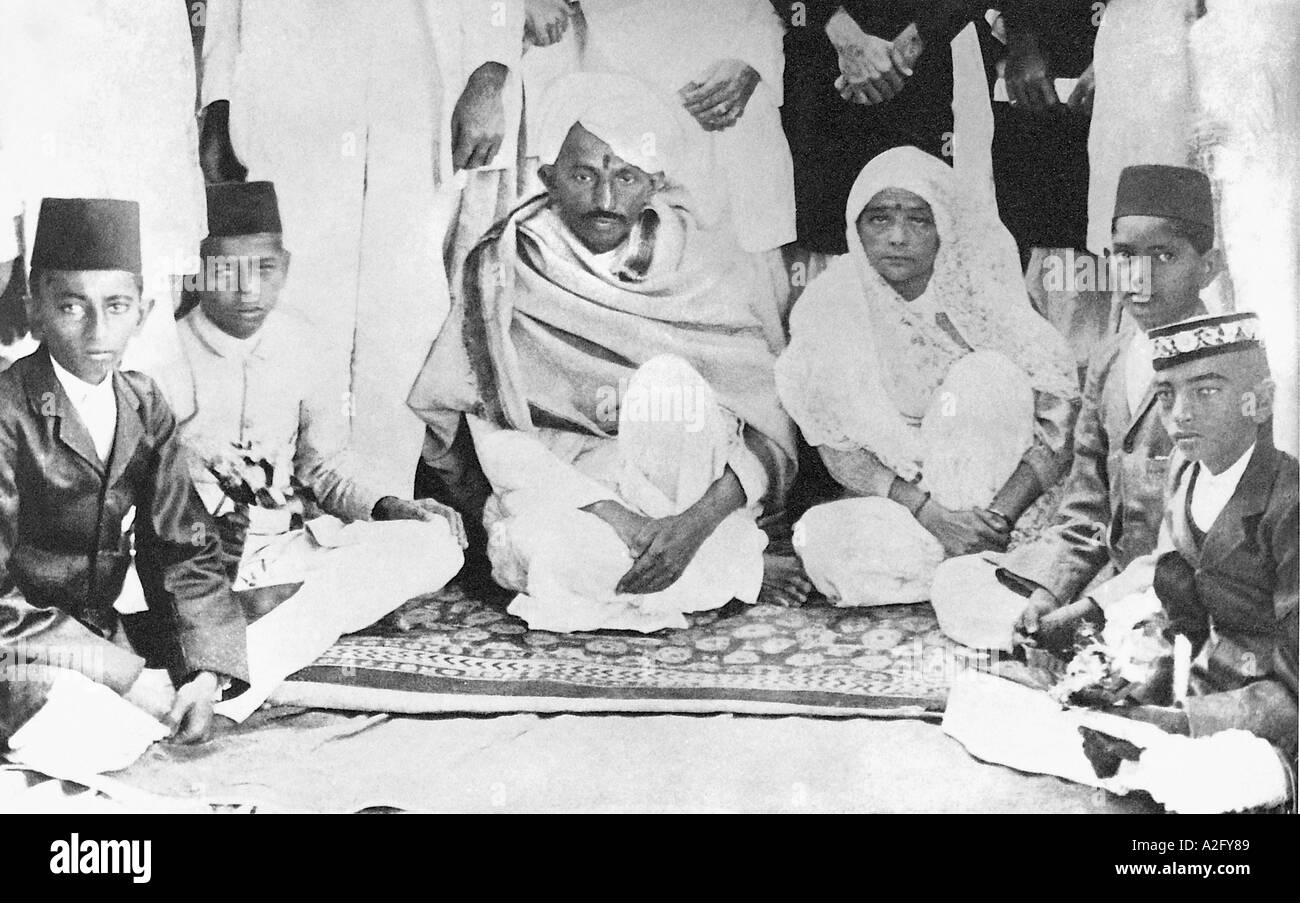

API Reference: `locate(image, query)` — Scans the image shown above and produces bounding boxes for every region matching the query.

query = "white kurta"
[0,0,204,375]
[472,355,768,633]
[202,0,525,497]
[161,308,384,523]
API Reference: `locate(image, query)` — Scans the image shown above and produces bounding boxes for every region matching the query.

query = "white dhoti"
[215,517,463,722]
[795,351,1036,609]
[474,355,767,633]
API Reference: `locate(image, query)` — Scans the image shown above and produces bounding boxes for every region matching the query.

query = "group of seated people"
[0,71,1294,804]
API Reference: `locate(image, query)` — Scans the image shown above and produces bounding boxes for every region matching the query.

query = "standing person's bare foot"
[759,552,813,607]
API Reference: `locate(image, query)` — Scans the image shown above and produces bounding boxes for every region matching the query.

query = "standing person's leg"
[350,6,446,499]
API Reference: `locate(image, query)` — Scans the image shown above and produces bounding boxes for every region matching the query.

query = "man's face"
[1111,216,1219,331]
[538,124,660,255]
[1154,349,1271,474]
[197,233,290,339]
[28,269,150,384]
[856,189,940,302]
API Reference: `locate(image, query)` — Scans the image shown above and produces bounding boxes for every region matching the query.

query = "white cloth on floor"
[472,355,767,633]
[5,668,168,776]
[215,517,463,722]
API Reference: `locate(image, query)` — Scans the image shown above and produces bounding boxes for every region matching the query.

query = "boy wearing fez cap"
[0,198,248,745]
[930,164,1223,652]
[1048,314,1297,780]
[158,181,466,722]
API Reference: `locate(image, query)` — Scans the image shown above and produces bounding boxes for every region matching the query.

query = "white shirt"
[1124,329,1155,414]
[1188,443,1255,532]
[158,308,383,522]
[50,355,117,463]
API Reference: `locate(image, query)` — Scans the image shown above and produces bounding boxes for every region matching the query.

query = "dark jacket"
[1,349,247,727]
[1159,435,1299,754]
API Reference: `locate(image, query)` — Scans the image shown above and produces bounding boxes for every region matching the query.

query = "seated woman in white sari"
[776,146,1079,607]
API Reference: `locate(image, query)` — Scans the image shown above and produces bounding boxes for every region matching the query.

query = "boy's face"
[1154,349,1271,474]
[198,233,290,339]
[27,269,151,385]
[1111,215,1219,332]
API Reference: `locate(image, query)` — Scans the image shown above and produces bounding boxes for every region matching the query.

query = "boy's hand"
[1030,598,1102,654]
[1014,586,1060,642]
[372,496,468,548]
[166,671,221,744]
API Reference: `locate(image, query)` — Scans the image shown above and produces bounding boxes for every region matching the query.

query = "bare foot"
[759,552,813,608]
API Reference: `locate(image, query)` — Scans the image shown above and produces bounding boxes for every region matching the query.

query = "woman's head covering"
[777,147,1077,481]
[534,72,684,177]
[840,147,1075,401]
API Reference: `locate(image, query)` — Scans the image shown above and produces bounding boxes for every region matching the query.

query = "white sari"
[776,147,1077,606]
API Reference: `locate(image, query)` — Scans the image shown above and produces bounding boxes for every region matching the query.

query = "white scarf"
[776,147,1077,481]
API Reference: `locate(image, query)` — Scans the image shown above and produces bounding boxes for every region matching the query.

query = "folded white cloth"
[6,669,168,776]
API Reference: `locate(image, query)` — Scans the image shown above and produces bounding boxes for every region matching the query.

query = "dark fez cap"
[31,198,142,274]
[1149,312,1264,372]
[1113,164,1214,229]
[206,181,283,237]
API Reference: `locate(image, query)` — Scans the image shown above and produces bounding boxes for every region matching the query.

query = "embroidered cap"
[1149,312,1264,371]
[31,198,142,274]
[1113,164,1214,230]
[206,181,283,237]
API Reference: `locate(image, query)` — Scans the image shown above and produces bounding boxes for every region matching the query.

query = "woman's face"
[856,188,940,301]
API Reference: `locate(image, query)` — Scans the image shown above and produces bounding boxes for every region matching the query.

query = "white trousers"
[215,518,463,721]
[795,351,1035,608]
[481,355,767,633]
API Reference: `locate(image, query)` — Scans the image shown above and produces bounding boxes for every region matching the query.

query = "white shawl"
[776,147,1077,482]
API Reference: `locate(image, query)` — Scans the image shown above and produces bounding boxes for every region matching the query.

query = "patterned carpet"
[274,586,988,717]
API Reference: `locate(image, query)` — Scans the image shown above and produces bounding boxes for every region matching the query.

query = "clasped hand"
[590,501,716,596]
[680,60,761,132]
[916,500,1011,557]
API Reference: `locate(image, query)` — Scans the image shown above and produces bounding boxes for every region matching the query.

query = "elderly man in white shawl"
[777,147,1080,611]
[409,73,811,633]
